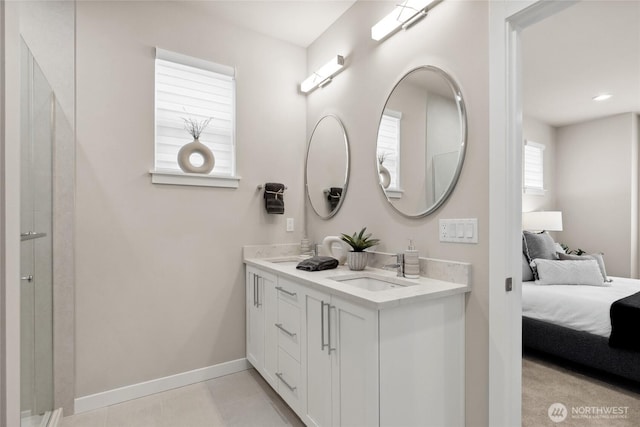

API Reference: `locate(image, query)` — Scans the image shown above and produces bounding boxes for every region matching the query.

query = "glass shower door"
[20,39,54,427]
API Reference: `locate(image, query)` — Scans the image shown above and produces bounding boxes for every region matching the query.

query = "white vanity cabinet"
[245,266,278,388]
[245,262,466,427]
[303,287,379,427]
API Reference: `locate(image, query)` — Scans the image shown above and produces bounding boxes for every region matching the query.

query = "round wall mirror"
[376,66,467,218]
[305,115,350,219]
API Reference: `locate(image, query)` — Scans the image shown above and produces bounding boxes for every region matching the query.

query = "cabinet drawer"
[276,277,300,307]
[276,347,301,413]
[277,299,300,361]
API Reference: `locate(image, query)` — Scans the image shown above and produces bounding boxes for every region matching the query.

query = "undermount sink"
[266,256,307,266]
[330,273,417,292]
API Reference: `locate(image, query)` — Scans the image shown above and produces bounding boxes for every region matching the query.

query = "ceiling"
[522,1,640,127]
[191,0,357,48]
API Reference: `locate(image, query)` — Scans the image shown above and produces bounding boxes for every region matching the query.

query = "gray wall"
[75,1,306,397]
[305,1,490,424]
[556,113,639,277]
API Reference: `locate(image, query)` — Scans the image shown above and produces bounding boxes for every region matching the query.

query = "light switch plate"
[439,218,478,244]
[286,218,294,232]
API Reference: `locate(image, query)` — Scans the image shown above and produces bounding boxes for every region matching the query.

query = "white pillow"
[532,258,609,287]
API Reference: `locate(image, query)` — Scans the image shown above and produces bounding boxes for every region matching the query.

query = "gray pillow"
[523,231,558,279]
[522,252,534,282]
[523,231,558,262]
[557,252,610,282]
[532,258,608,287]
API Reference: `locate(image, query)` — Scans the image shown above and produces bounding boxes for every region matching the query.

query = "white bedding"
[522,277,640,337]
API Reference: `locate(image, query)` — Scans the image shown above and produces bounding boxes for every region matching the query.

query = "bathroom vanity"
[244,252,470,427]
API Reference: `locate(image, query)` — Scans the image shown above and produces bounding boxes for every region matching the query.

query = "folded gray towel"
[296,256,339,272]
[264,183,285,214]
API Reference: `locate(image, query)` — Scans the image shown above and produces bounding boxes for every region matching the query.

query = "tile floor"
[60,369,304,427]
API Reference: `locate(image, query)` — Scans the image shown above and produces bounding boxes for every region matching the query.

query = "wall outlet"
[286,218,294,232]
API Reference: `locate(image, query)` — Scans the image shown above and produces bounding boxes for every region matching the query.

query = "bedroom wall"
[555,113,638,277]
[523,116,556,213]
[305,1,490,423]
[76,1,306,398]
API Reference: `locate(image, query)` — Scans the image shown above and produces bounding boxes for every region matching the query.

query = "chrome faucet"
[383,253,404,277]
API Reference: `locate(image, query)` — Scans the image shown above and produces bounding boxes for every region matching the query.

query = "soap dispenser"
[403,240,420,279]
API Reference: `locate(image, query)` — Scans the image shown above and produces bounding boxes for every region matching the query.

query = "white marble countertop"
[244,256,471,310]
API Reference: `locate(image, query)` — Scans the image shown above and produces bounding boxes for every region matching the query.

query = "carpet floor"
[523,352,640,426]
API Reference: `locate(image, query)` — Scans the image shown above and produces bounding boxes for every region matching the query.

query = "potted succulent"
[340,227,380,271]
[177,116,215,174]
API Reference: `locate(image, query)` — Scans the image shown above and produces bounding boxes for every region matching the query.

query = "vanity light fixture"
[300,55,345,94]
[371,0,436,41]
[592,93,612,101]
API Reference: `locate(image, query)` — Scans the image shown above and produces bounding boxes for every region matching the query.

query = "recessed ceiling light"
[592,93,612,102]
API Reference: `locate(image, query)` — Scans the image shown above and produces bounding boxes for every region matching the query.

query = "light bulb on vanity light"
[592,93,612,102]
[371,0,435,41]
[300,55,345,94]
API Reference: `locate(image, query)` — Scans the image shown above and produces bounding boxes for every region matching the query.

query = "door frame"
[488,1,578,425]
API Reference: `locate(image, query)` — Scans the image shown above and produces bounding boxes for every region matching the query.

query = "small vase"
[347,251,369,271]
[379,163,391,189]
[177,138,215,174]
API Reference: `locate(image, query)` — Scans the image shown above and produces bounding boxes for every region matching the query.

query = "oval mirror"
[305,115,350,219]
[376,66,467,218]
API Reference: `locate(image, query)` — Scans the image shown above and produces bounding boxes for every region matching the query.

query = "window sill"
[150,170,241,188]
[523,187,546,196]
[385,188,404,199]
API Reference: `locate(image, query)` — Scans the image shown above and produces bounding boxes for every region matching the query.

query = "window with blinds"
[155,48,236,177]
[523,140,545,195]
[376,110,402,190]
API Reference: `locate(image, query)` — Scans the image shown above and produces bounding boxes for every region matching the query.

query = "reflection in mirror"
[305,115,350,219]
[376,66,466,217]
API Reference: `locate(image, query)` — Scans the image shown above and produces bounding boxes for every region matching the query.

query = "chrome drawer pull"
[275,372,297,392]
[275,286,297,297]
[275,323,296,338]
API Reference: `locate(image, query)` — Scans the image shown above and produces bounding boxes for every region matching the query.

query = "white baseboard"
[47,408,63,427]
[74,358,250,414]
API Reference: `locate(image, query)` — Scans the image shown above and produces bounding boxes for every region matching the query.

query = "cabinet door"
[303,289,332,427]
[246,269,263,370]
[246,267,277,389]
[262,273,278,388]
[330,296,378,427]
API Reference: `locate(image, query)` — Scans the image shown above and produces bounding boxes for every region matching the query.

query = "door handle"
[256,277,262,308]
[275,286,296,297]
[275,372,297,392]
[21,275,34,282]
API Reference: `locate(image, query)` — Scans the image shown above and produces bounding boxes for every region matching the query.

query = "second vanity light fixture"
[300,55,345,94]
[371,0,440,41]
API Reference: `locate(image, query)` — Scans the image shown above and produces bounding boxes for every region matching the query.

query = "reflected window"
[377,109,402,189]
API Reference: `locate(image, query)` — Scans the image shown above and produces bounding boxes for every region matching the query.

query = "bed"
[520,229,640,383]
[522,277,640,383]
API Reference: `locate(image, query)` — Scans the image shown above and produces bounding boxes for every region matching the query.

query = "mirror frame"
[305,114,351,219]
[376,65,467,218]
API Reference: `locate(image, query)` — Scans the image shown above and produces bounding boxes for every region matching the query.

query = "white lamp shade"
[371,0,434,41]
[300,55,345,93]
[522,211,563,231]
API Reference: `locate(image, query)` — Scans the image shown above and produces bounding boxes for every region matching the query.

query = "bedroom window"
[523,140,545,195]
[151,48,239,188]
[376,109,402,198]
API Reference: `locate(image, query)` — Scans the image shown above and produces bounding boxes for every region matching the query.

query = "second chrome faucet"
[383,253,404,277]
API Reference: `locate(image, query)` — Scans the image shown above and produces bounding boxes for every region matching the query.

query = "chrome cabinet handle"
[275,286,296,297]
[256,277,262,308]
[321,301,328,351]
[21,275,33,282]
[253,275,257,307]
[328,305,336,354]
[275,323,296,338]
[275,372,297,392]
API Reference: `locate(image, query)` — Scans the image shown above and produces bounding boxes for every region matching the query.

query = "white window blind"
[523,140,545,194]
[376,110,402,189]
[155,48,236,176]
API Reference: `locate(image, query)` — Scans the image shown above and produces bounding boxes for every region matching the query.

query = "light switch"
[447,223,456,238]
[456,223,465,238]
[465,223,474,238]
